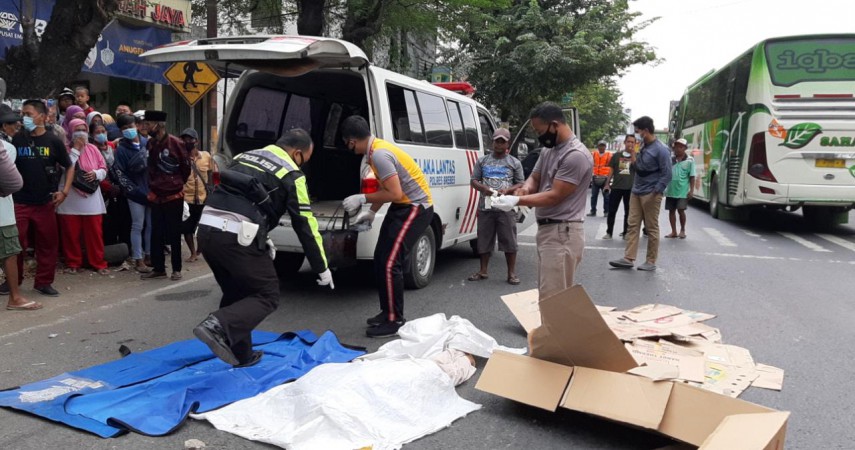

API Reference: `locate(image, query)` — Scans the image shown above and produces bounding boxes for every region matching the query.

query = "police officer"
[341,116,434,338]
[193,128,333,367]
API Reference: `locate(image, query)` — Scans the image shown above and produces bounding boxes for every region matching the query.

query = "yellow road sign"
[164,62,220,107]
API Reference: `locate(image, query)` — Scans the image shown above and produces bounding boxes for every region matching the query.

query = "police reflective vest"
[592,150,613,177]
[205,144,328,272]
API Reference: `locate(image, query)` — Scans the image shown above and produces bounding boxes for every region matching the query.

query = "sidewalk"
[0,249,213,338]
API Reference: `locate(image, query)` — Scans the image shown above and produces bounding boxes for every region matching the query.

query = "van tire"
[709,175,721,219]
[404,226,436,289]
[274,252,304,277]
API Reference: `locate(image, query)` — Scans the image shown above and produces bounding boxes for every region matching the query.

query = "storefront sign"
[117,0,190,31]
[84,19,172,85]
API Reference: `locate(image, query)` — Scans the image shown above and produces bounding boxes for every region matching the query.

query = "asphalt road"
[1,199,854,449]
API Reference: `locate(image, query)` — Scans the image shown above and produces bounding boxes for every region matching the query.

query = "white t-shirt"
[0,140,17,227]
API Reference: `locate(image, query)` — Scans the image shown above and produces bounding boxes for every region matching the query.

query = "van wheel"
[709,175,720,219]
[274,252,304,278]
[404,226,436,289]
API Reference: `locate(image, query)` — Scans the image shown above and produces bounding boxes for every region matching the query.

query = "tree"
[0,0,120,98]
[572,78,628,147]
[448,0,658,123]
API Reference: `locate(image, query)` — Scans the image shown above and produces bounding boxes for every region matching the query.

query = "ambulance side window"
[459,103,479,151]
[387,83,424,144]
[447,101,466,149]
[478,111,495,153]
[415,91,453,147]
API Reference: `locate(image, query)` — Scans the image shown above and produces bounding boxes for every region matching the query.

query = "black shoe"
[233,350,263,368]
[587,211,596,217]
[366,319,405,338]
[366,312,387,326]
[141,271,167,280]
[0,281,9,296]
[34,285,59,297]
[193,315,239,366]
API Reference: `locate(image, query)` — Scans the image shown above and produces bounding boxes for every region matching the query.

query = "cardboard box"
[479,286,789,449]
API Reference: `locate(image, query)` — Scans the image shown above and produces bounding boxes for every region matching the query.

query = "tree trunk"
[0,0,119,98]
[296,0,326,36]
[341,0,387,51]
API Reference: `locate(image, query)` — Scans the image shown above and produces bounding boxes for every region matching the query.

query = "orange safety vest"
[592,151,612,177]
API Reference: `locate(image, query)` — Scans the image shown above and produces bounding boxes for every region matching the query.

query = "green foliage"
[573,79,628,147]
[447,0,658,122]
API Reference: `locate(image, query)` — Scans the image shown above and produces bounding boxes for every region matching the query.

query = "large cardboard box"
[478,286,789,449]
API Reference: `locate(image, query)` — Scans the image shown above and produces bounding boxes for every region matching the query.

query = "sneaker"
[608,258,634,269]
[141,271,167,280]
[171,271,182,281]
[233,350,264,368]
[602,233,612,240]
[34,285,60,297]
[637,262,657,271]
[0,281,9,296]
[193,315,239,366]
[366,319,406,338]
[587,211,596,217]
[366,311,387,326]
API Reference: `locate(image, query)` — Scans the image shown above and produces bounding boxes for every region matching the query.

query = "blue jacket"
[114,136,149,205]
[632,139,673,195]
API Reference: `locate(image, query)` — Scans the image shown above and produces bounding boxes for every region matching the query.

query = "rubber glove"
[491,195,519,212]
[317,269,335,290]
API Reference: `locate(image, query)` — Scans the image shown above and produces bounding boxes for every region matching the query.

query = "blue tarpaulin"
[0,1,171,84]
[0,330,364,437]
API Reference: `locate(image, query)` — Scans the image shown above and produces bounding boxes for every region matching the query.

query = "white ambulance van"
[143,36,531,288]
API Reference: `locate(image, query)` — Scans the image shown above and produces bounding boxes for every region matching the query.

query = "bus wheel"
[274,252,304,278]
[404,226,436,289]
[709,175,721,219]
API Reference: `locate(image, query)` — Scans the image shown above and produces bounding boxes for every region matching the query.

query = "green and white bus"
[671,34,855,225]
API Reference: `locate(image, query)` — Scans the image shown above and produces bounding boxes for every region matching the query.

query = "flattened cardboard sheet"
[751,364,785,391]
[622,304,683,322]
[627,340,706,383]
[699,412,789,450]
[560,367,673,430]
[475,351,573,412]
[500,289,541,333]
[532,285,637,372]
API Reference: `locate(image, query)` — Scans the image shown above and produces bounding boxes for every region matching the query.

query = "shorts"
[476,209,518,254]
[0,224,22,262]
[665,197,689,211]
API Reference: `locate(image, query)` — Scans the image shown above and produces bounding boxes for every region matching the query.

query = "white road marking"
[817,234,855,253]
[703,227,737,247]
[0,274,214,340]
[777,232,832,252]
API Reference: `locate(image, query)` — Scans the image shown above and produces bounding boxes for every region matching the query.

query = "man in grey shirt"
[609,116,672,271]
[492,102,593,298]
[469,128,524,285]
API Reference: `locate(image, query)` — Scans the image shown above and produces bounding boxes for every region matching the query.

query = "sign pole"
[206,0,218,155]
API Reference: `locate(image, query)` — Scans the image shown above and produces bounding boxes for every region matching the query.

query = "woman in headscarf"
[101,113,122,141]
[57,118,109,275]
[85,111,104,130]
[61,105,86,145]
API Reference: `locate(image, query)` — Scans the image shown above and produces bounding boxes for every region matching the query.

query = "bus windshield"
[765,36,855,87]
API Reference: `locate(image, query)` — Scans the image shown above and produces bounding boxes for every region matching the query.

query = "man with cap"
[193,127,333,367]
[589,140,612,216]
[180,127,216,262]
[468,127,525,285]
[140,110,191,281]
[0,104,19,143]
[663,138,696,239]
[56,88,75,125]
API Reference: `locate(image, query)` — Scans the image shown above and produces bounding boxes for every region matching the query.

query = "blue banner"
[0,1,171,84]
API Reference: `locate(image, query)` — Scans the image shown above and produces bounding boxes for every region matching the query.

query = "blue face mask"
[22,116,36,132]
[94,133,108,144]
[122,128,138,140]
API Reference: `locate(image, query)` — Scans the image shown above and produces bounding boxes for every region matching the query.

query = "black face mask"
[537,123,558,148]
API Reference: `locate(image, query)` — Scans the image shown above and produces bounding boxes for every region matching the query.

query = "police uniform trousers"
[198,225,280,361]
[374,204,433,322]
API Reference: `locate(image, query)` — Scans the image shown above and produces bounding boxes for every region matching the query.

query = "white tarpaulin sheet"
[194,314,520,449]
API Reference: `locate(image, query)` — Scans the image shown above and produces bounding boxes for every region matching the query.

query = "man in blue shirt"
[609,116,672,271]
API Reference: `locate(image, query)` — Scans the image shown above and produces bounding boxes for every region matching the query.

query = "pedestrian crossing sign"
[164,62,220,107]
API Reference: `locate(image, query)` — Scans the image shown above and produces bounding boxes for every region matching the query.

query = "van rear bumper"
[744,182,855,207]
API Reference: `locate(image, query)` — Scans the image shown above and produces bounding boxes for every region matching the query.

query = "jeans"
[150,199,184,273]
[128,200,151,260]
[606,188,632,235]
[590,182,610,214]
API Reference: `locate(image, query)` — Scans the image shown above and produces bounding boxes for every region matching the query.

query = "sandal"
[507,275,521,285]
[679,232,686,239]
[64,267,79,274]
[7,300,43,311]
[665,233,678,239]
[97,268,111,276]
[467,272,488,281]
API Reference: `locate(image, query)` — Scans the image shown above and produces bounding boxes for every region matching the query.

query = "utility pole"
[206,0,218,154]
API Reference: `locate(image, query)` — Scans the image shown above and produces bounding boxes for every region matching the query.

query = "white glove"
[317,269,335,290]
[491,195,519,211]
[266,238,276,260]
[353,210,376,226]
[343,194,367,214]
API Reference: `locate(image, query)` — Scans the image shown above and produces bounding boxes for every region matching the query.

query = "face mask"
[22,116,36,132]
[122,128,138,140]
[72,131,88,142]
[94,133,108,144]
[537,123,558,148]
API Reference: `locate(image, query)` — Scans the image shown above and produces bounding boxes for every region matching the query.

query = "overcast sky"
[617,0,854,131]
